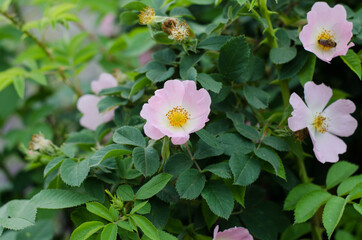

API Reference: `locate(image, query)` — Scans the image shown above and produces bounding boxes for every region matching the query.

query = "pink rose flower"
[288,81,357,163]
[213,225,253,240]
[140,80,211,145]
[299,2,354,63]
[77,73,117,131]
[139,51,152,66]
[99,13,119,37]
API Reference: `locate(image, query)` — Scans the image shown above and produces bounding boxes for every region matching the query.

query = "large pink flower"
[288,81,357,163]
[213,225,253,240]
[77,73,117,130]
[299,2,354,63]
[140,80,211,145]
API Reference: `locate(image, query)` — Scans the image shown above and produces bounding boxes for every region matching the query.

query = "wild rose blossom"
[77,73,117,131]
[213,225,253,240]
[288,81,357,163]
[299,2,354,63]
[99,13,119,37]
[140,80,211,145]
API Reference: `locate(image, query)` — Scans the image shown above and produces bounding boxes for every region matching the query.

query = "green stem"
[279,79,290,108]
[296,157,309,184]
[259,0,278,48]
[184,144,202,172]
[158,137,170,173]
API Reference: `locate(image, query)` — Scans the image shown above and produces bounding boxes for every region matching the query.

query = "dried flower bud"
[168,21,190,42]
[138,7,155,25]
[28,133,55,154]
[161,17,179,35]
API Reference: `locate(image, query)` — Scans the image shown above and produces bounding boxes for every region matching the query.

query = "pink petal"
[77,95,100,114]
[101,108,115,122]
[171,135,189,145]
[304,81,332,113]
[139,51,152,65]
[91,73,118,94]
[323,99,357,137]
[99,13,117,37]
[144,122,165,140]
[308,129,347,163]
[288,93,311,131]
[213,225,253,240]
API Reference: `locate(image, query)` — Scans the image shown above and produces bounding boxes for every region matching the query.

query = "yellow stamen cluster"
[313,113,328,133]
[317,28,336,50]
[138,7,155,25]
[166,106,190,127]
[168,21,190,42]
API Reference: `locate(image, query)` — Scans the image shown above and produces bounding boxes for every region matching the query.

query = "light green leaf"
[130,201,149,214]
[322,196,347,239]
[101,223,117,240]
[294,190,332,223]
[0,217,33,230]
[13,75,25,98]
[229,152,260,186]
[284,183,321,210]
[117,185,134,201]
[113,126,146,147]
[341,49,362,80]
[176,169,206,200]
[346,183,362,201]
[201,181,234,219]
[89,144,131,167]
[337,174,362,196]
[7,200,37,223]
[326,161,358,189]
[132,147,160,177]
[97,96,127,113]
[60,158,90,187]
[70,221,104,240]
[43,156,65,177]
[86,202,113,222]
[135,173,172,200]
[131,215,159,240]
[129,77,151,97]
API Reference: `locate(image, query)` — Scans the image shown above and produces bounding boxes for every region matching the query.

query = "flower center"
[138,7,155,25]
[168,21,190,42]
[166,106,190,127]
[317,29,337,50]
[313,113,328,133]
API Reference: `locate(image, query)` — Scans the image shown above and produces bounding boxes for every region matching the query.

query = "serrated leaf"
[322,196,346,239]
[341,49,362,80]
[132,147,160,177]
[262,136,289,152]
[176,169,206,200]
[164,153,193,178]
[280,223,311,240]
[204,162,232,179]
[229,152,260,186]
[117,185,134,201]
[198,36,232,51]
[201,181,234,219]
[254,147,280,173]
[113,126,146,147]
[270,47,297,64]
[89,144,131,167]
[97,96,127,113]
[284,183,321,210]
[218,36,250,79]
[326,161,358,189]
[7,200,37,223]
[196,73,222,93]
[86,202,113,222]
[337,174,362,196]
[44,156,65,177]
[101,223,117,240]
[196,129,221,149]
[179,53,203,80]
[294,190,332,223]
[346,183,362,201]
[129,77,150,97]
[60,158,90,187]
[30,189,95,209]
[131,215,159,240]
[136,173,172,200]
[235,123,259,141]
[130,201,149,214]
[243,85,270,109]
[70,221,104,240]
[0,217,33,230]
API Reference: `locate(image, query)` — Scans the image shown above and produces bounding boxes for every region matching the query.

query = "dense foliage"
[0,0,361,240]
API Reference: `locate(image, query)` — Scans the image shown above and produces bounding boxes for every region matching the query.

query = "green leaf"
[201,200,218,229]
[270,47,297,64]
[70,221,104,240]
[254,147,280,173]
[13,75,25,98]
[346,183,362,201]
[117,221,133,232]
[66,130,96,145]
[16,220,54,240]
[44,156,65,177]
[130,201,149,215]
[86,202,113,222]
[89,144,131,167]
[145,62,175,83]
[164,153,193,178]
[97,96,127,113]
[194,139,224,160]
[117,185,134,201]
[229,152,260,186]
[280,223,311,240]
[132,147,160,177]
[0,217,34,230]
[179,53,203,80]
[61,144,76,158]
[279,51,308,80]
[217,133,254,156]
[341,49,362,80]
[176,169,206,200]
[60,158,90,187]
[113,126,146,147]
[294,190,332,223]
[229,184,246,207]
[243,85,270,109]
[28,70,47,85]
[201,181,234,219]
[337,174,362,196]
[129,77,151,97]
[30,189,95,209]
[234,123,259,141]
[204,162,232,179]
[153,48,177,65]
[135,173,172,200]
[353,203,362,215]
[326,161,358,189]
[7,200,37,223]
[101,223,117,240]
[84,178,105,203]
[131,215,159,240]
[196,129,221,149]
[298,53,316,86]
[262,136,289,152]
[198,36,231,51]
[218,36,250,79]
[322,196,347,239]
[170,7,194,19]
[284,183,322,211]
[196,73,222,93]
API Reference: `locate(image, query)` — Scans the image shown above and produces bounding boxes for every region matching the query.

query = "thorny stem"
[0,11,83,97]
[184,143,202,172]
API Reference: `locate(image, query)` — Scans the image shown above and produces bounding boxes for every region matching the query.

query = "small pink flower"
[140,80,211,145]
[99,13,119,37]
[213,225,253,240]
[139,51,152,66]
[77,73,117,131]
[288,81,357,163]
[299,2,354,63]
